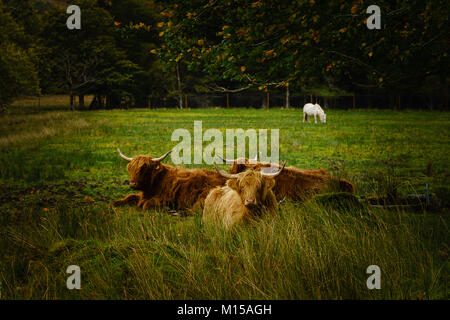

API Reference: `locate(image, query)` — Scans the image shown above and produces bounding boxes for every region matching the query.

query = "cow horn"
[117,148,133,162]
[260,161,286,177]
[213,164,238,179]
[217,155,235,165]
[152,150,172,162]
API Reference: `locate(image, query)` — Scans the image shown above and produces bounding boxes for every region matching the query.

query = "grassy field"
[0,102,449,299]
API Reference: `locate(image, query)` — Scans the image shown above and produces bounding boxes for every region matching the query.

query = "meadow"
[0,100,449,299]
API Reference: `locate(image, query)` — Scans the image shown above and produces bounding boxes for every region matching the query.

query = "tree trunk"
[176,61,183,109]
[353,95,356,109]
[78,95,85,108]
[444,85,448,110]
[266,91,270,109]
[261,94,267,109]
[226,93,230,108]
[285,86,290,109]
[70,94,74,111]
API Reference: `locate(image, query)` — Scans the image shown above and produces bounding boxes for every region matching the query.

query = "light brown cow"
[203,163,285,228]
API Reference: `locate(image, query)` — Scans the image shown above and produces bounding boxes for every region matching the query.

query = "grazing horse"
[303,103,326,124]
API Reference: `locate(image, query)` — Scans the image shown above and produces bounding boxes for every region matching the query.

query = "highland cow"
[218,156,355,201]
[203,163,285,228]
[113,149,227,212]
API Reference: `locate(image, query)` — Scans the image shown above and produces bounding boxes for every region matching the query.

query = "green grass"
[0,104,449,299]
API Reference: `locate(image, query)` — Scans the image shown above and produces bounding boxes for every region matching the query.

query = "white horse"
[303,103,326,124]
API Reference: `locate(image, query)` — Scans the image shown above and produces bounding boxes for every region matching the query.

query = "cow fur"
[228,159,355,201]
[113,155,227,211]
[203,169,278,228]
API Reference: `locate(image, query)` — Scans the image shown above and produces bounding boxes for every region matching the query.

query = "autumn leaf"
[157,22,164,28]
[236,29,248,37]
[265,49,275,56]
[241,66,246,72]
[197,39,204,46]
[368,52,373,57]
[251,1,262,8]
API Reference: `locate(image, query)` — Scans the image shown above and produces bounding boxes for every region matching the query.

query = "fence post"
[226,93,230,108]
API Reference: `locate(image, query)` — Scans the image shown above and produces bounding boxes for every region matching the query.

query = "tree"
[155,0,449,108]
[0,0,39,110]
[41,0,141,110]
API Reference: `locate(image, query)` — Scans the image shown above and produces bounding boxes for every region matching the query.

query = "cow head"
[117,148,172,190]
[219,155,282,175]
[214,162,285,207]
[218,154,262,174]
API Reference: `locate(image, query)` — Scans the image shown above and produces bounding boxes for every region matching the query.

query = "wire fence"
[149,91,448,110]
[12,91,448,110]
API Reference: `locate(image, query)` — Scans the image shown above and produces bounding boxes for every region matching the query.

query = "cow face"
[126,156,163,190]
[214,162,285,207]
[117,149,171,190]
[226,170,276,207]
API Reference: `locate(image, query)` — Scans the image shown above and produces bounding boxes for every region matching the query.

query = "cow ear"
[226,178,239,190]
[260,177,274,201]
[263,177,275,190]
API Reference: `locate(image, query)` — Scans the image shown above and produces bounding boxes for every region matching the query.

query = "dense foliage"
[0,0,448,109]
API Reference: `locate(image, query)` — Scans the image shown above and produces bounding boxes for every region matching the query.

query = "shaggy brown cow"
[203,163,285,228]
[113,149,227,211]
[218,156,355,201]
